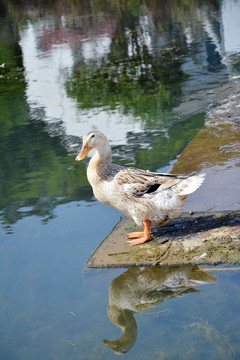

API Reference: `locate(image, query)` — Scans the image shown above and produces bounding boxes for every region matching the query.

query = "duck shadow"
[103,264,217,355]
[152,211,240,241]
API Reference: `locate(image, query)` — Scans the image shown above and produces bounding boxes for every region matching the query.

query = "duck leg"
[127,220,152,246]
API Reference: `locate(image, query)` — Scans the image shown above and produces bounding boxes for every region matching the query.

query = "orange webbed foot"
[127,231,144,239]
[127,220,152,246]
[127,236,151,246]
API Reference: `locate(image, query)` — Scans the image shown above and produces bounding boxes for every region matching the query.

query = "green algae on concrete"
[86,211,240,268]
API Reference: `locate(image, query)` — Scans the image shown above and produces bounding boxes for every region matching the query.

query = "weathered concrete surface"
[86,211,240,268]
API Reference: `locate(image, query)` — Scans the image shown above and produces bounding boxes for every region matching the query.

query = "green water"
[0,0,240,359]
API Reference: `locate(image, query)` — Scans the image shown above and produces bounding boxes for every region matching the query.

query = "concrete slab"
[86,211,240,268]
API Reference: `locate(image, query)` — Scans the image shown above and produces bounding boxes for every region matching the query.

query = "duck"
[76,130,205,245]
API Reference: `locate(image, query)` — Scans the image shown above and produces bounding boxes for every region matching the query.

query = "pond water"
[0,0,240,359]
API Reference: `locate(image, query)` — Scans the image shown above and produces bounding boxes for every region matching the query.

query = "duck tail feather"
[174,173,205,195]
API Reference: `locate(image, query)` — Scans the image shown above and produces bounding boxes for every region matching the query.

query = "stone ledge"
[86,211,240,268]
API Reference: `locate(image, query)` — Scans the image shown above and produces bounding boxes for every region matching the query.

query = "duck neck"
[94,142,112,165]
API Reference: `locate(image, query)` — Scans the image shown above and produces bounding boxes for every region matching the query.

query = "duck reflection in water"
[103,265,217,355]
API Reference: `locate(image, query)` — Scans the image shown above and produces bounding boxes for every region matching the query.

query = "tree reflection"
[65,2,188,126]
[63,0,224,126]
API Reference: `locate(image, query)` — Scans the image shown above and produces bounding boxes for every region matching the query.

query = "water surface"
[0,0,240,359]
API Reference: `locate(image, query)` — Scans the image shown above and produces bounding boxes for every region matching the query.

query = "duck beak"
[75,143,92,161]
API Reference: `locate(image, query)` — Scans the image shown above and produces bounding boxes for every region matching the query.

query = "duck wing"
[116,168,183,198]
[115,168,205,198]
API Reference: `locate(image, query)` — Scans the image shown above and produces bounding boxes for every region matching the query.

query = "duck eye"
[91,134,95,138]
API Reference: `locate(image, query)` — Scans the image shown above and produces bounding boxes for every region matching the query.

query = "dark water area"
[0,0,240,359]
